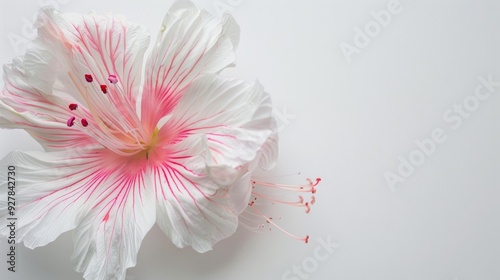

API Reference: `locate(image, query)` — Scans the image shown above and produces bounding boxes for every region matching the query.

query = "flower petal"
[140,1,239,133]
[160,73,278,174]
[153,136,239,252]
[72,168,155,280]
[0,148,155,280]
[0,150,94,248]
[257,122,279,170]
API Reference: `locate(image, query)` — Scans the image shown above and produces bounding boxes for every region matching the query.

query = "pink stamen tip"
[311,196,316,205]
[305,235,310,244]
[108,74,118,84]
[307,178,322,187]
[66,116,76,127]
[100,84,108,94]
[85,74,93,83]
[305,202,311,213]
[69,103,78,110]
[81,118,89,127]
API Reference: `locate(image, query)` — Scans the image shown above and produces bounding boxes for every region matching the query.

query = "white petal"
[0,150,101,248]
[71,166,155,280]
[0,148,156,280]
[161,73,278,174]
[258,122,279,170]
[140,1,239,132]
[154,136,238,252]
[222,13,241,50]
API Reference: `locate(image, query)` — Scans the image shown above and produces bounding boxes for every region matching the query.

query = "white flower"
[0,2,318,279]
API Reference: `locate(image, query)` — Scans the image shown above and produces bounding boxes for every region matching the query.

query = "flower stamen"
[108,74,118,84]
[100,85,108,94]
[69,103,78,110]
[81,118,89,127]
[67,116,76,127]
[249,207,310,243]
[85,74,93,83]
[241,177,321,242]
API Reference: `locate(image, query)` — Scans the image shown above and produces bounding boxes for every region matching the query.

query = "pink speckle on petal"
[108,74,118,84]
[100,85,108,94]
[67,116,76,127]
[85,74,93,83]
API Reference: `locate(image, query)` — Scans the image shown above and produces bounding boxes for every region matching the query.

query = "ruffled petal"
[153,74,277,251]
[0,149,155,280]
[161,73,278,174]
[140,0,239,133]
[257,122,279,170]
[0,150,96,248]
[153,136,239,252]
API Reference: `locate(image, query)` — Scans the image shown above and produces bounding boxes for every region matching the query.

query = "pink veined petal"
[0,150,95,248]
[17,8,151,156]
[159,73,277,174]
[153,135,239,252]
[153,74,278,250]
[0,148,155,280]
[72,168,155,280]
[140,0,240,134]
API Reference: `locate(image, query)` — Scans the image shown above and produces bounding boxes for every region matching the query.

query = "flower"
[0,1,319,280]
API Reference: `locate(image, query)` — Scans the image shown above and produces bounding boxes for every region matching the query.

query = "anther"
[100,84,108,94]
[69,103,78,110]
[85,74,93,83]
[81,118,89,127]
[108,74,118,84]
[67,116,76,127]
[305,202,310,213]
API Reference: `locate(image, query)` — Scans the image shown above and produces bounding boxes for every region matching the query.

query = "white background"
[1,0,500,279]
